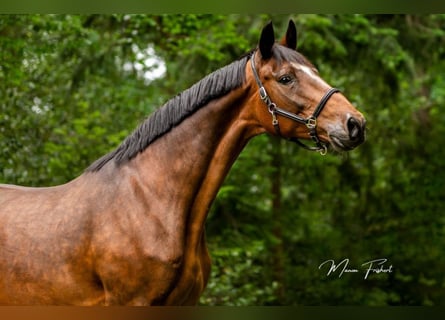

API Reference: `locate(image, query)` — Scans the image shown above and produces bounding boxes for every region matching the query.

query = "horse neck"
[118,83,262,237]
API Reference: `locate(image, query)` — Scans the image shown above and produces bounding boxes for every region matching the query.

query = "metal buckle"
[306,117,317,129]
[259,87,268,101]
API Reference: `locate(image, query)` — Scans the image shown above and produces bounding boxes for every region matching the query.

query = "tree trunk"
[270,136,285,303]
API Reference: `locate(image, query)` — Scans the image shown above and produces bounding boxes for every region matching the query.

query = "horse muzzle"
[329,116,366,151]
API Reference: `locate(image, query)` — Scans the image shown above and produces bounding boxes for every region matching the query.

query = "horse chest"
[90,216,210,305]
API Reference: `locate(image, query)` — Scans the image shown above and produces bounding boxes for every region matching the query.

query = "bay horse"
[0,20,365,305]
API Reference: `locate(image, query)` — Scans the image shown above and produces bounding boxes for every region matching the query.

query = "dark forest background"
[1,14,445,305]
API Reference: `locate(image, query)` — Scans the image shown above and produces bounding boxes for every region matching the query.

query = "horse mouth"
[329,135,357,152]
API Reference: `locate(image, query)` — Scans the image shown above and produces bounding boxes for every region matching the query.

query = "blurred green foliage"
[1,14,445,305]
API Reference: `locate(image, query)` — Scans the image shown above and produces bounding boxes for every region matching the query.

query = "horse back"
[0,178,107,304]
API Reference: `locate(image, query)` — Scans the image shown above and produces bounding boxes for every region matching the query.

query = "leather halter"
[250,52,340,155]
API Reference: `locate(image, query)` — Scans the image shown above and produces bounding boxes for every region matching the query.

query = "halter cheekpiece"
[250,51,340,155]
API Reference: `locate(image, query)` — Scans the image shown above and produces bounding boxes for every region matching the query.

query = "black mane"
[86,54,250,172]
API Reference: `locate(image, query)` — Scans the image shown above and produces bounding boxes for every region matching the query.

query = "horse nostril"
[347,117,364,141]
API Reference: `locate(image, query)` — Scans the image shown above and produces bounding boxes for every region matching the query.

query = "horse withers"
[0,20,365,305]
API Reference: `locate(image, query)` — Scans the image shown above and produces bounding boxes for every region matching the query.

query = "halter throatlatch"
[250,52,340,155]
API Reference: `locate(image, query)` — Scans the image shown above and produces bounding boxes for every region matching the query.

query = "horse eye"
[278,75,293,85]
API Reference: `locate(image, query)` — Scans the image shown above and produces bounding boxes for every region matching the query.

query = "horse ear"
[280,19,297,50]
[259,21,275,59]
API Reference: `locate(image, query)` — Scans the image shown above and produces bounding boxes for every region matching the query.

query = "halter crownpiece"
[250,51,340,155]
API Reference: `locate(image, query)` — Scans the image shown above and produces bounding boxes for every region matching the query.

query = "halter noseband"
[250,52,340,155]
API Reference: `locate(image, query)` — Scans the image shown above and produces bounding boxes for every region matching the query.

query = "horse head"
[250,20,366,153]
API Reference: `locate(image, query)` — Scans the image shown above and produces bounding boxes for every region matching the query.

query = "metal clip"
[272,112,278,126]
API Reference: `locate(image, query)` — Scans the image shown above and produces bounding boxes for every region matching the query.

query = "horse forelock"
[272,44,315,69]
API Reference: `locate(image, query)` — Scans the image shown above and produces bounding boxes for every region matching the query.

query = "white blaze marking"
[290,62,330,88]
